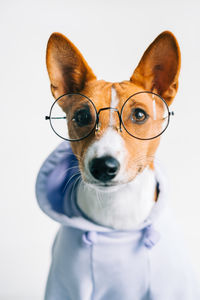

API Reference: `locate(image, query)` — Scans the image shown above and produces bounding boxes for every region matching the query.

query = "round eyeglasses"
[45,91,174,141]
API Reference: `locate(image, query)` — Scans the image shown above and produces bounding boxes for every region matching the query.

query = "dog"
[36,31,200,299]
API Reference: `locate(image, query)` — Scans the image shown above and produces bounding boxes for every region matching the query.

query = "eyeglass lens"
[121,92,169,140]
[49,93,97,141]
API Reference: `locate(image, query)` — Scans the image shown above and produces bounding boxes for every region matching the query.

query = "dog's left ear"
[46,32,96,98]
[130,31,181,105]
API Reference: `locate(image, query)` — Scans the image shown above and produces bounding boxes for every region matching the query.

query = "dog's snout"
[89,156,120,182]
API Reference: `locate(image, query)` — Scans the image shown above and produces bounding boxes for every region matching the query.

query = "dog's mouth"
[83,177,121,186]
[82,181,124,193]
[81,174,137,193]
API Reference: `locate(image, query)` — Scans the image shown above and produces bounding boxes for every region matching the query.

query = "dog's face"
[46,32,180,188]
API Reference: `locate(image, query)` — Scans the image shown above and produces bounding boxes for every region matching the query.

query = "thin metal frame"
[46,93,98,142]
[120,91,171,141]
[45,91,173,142]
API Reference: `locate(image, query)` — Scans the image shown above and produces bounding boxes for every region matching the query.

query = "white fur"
[110,87,119,126]
[77,167,156,230]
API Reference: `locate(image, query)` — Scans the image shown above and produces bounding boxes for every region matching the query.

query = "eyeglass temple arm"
[162,111,174,121]
[45,116,67,120]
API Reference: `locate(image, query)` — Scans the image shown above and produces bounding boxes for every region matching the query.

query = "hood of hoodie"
[35,142,167,233]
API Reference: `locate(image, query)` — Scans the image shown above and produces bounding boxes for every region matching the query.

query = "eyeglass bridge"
[96,107,122,132]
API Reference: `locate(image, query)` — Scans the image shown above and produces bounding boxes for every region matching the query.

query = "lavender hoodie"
[36,142,200,300]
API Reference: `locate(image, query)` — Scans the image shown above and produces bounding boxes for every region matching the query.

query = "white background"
[1,0,200,299]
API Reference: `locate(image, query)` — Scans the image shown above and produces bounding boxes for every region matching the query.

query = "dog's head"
[46,31,181,188]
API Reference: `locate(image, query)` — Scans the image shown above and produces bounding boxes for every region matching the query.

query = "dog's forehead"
[83,80,143,109]
[83,80,112,109]
[113,81,144,106]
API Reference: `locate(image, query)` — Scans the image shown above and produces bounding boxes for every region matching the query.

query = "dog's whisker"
[95,190,101,209]
[63,171,81,192]
[97,190,104,209]
[58,165,79,178]
[71,175,81,199]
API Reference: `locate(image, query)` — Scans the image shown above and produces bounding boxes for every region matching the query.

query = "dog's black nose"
[89,156,120,182]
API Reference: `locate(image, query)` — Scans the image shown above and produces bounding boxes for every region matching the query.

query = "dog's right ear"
[46,32,96,98]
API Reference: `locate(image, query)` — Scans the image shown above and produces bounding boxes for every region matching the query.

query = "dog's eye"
[72,109,92,127]
[131,108,148,124]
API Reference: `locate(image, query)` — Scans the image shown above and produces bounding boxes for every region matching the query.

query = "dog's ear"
[130,31,181,105]
[46,32,96,98]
